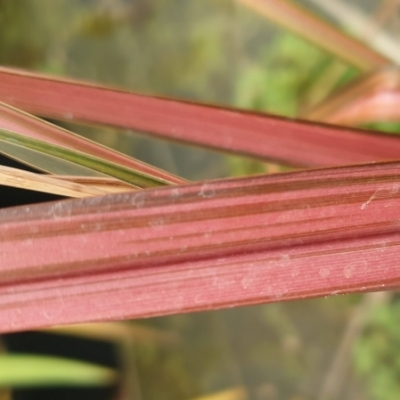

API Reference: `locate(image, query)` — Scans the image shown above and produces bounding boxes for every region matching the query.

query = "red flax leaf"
[2,162,400,333]
[305,68,400,125]
[2,68,400,167]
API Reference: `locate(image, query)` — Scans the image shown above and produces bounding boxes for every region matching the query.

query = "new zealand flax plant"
[2,0,400,399]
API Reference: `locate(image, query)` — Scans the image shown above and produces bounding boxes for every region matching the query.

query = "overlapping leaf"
[0,128,167,187]
[0,100,184,184]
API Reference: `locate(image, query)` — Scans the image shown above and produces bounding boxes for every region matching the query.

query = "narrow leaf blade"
[0,100,184,184]
[0,166,135,198]
[0,128,168,188]
[2,68,400,167]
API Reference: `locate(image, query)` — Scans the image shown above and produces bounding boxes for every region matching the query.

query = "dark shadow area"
[0,154,64,208]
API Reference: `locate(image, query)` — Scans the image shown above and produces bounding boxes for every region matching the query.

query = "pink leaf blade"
[2,162,400,332]
[2,68,400,167]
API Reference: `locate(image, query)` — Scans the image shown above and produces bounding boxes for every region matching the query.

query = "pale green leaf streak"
[0,128,169,187]
[0,140,105,176]
[0,354,117,388]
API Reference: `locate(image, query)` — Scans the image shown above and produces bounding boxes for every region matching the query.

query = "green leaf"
[0,354,117,388]
[0,128,169,188]
[0,140,104,177]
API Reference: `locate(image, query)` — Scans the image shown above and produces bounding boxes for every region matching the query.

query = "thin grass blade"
[0,140,105,177]
[0,166,135,198]
[0,100,184,184]
[2,162,400,332]
[0,128,168,188]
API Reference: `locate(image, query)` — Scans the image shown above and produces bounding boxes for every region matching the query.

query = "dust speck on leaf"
[319,268,330,278]
[274,288,288,299]
[132,193,146,208]
[390,184,400,195]
[62,112,74,120]
[279,254,291,266]
[361,189,378,210]
[291,268,299,277]
[198,183,216,199]
[149,218,164,229]
[344,266,353,279]
[49,201,72,218]
[241,276,253,289]
[169,188,181,199]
